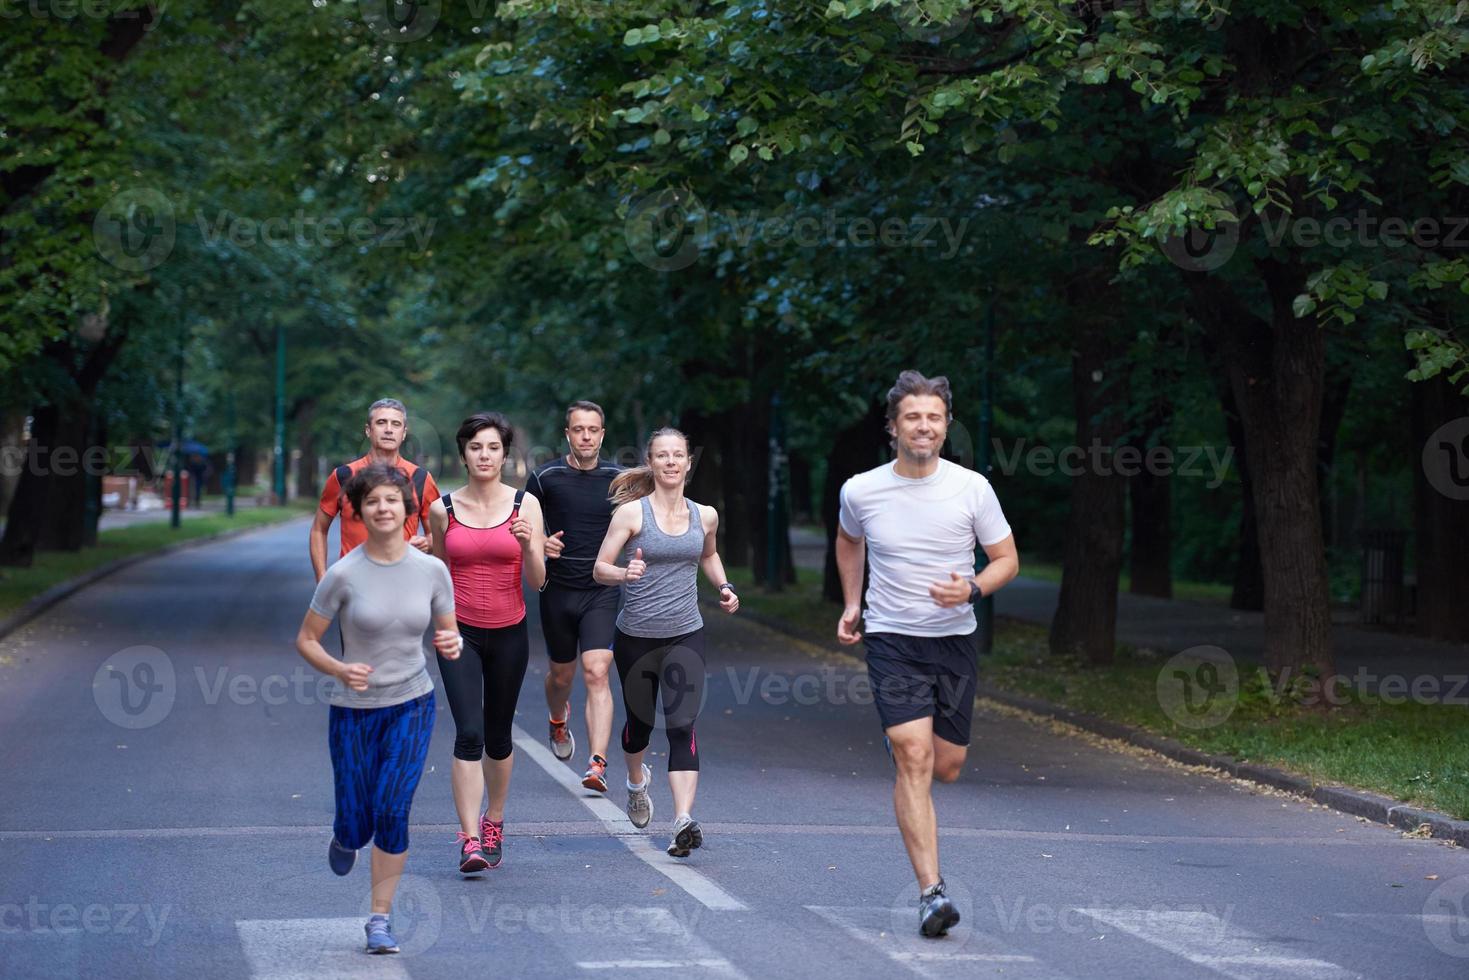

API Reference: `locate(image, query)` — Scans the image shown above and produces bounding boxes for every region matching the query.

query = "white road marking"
[235,918,409,979]
[1076,909,1352,979]
[570,908,746,977]
[805,905,1061,979]
[577,959,735,969]
[0,823,1390,846]
[510,724,749,912]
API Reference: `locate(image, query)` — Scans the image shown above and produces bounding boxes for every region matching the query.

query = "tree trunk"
[1129,463,1172,598]
[0,409,25,519]
[1128,387,1174,598]
[1190,261,1334,676]
[1217,378,1265,610]
[1413,372,1469,642]
[821,401,887,603]
[789,452,812,525]
[1050,321,1129,666]
[36,404,92,551]
[0,405,55,566]
[294,398,318,502]
[1318,358,1353,553]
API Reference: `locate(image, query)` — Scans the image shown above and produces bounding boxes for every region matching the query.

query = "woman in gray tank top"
[594,427,740,858]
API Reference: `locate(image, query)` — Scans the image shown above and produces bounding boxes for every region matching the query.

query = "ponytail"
[608,426,690,507]
[609,466,656,506]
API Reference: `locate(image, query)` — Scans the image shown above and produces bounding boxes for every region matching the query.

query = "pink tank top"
[442,491,526,629]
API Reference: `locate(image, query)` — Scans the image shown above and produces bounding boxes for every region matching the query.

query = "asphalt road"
[1,518,1466,979]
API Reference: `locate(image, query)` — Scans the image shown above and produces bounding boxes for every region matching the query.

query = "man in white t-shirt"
[836,369,1019,939]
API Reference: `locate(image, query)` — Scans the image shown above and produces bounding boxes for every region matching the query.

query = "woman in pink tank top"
[428,412,546,874]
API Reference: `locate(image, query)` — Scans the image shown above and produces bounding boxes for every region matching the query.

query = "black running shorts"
[538,585,620,664]
[863,631,979,746]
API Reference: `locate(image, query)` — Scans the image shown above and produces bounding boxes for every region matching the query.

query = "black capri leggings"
[613,627,705,772]
[437,618,529,762]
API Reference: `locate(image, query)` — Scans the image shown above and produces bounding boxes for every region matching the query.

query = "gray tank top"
[616,495,704,638]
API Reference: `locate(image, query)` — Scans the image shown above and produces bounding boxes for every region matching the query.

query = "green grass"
[0,503,312,620]
[1017,554,1234,605]
[717,569,1469,821]
[985,624,1469,819]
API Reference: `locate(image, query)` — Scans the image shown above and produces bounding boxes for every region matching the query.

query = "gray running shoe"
[549,712,576,761]
[626,763,653,829]
[667,814,703,858]
[918,879,961,938]
[364,915,399,954]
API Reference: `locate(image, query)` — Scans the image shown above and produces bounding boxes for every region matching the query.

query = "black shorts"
[538,585,620,664]
[863,632,979,747]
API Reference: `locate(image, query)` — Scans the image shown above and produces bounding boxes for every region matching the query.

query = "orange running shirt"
[318,454,440,556]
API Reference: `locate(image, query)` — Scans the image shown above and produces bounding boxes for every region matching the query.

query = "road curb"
[714,597,1469,848]
[0,514,311,644]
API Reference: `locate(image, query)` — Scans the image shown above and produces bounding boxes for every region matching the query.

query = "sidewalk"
[97,494,265,532]
[789,527,1469,689]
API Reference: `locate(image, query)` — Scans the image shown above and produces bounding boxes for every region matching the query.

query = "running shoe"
[582,754,609,793]
[549,711,576,761]
[327,836,356,876]
[457,831,488,874]
[918,879,961,938]
[626,763,653,829]
[480,816,504,869]
[666,814,703,858]
[364,915,399,954]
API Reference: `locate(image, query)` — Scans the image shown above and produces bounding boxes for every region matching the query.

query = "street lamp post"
[170,322,185,529]
[273,322,286,504]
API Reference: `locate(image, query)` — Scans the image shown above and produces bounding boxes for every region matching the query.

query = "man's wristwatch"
[718,582,735,594]
[967,580,983,604]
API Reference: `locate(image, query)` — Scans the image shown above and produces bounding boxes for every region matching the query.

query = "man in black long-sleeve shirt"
[527,400,623,793]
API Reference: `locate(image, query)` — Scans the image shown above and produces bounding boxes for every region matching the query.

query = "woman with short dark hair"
[295,463,463,954]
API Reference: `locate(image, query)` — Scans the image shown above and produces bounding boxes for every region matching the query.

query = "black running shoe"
[918,879,961,938]
[328,836,356,876]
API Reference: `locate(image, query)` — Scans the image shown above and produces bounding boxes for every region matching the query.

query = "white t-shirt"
[838,458,1012,637]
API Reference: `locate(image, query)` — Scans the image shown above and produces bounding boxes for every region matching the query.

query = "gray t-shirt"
[309,545,454,708]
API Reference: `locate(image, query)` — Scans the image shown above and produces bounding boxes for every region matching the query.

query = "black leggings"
[613,627,705,772]
[437,618,529,761]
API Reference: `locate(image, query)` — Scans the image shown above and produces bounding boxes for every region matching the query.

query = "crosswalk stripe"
[235,918,410,979]
[1075,909,1351,979]
[805,905,1061,979]
[510,724,749,912]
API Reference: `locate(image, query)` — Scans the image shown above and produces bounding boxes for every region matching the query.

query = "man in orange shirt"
[310,399,440,582]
